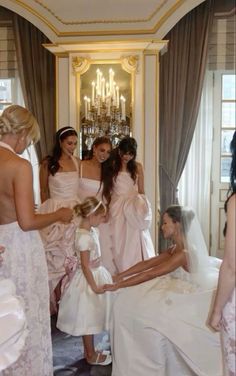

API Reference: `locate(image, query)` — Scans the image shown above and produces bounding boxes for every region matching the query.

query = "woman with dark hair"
[78,136,114,273]
[209,130,236,376]
[105,205,222,376]
[39,126,81,313]
[103,136,155,273]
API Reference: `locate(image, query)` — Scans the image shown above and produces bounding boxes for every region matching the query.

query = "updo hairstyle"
[0,105,40,143]
[74,196,106,218]
[165,205,195,233]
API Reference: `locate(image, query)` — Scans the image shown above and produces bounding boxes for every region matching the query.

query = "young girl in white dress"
[57,197,113,366]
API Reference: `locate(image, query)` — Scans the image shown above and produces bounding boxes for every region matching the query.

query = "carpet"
[51,316,112,376]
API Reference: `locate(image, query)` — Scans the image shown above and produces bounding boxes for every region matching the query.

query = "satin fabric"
[78,176,116,274]
[0,279,28,372]
[57,228,113,336]
[109,172,155,273]
[39,160,81,310]
[111,264,223,376]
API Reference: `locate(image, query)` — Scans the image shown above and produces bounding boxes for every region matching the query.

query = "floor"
[51,316,112,376]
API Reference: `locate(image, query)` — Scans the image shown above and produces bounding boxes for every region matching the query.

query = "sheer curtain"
[178,71,214,248]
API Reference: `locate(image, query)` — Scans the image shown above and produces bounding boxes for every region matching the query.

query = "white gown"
[0,222,53,376]
[57,228,113,336]
[0,279,27,372]
[111,266,223,376]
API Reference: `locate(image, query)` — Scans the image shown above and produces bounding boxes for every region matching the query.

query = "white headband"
[86,201,106,217]
[59,127,76,138]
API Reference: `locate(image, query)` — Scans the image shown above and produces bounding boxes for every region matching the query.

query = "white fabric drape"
[178,71,213,248]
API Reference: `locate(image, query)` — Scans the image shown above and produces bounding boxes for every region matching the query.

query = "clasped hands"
[99,274,123,292]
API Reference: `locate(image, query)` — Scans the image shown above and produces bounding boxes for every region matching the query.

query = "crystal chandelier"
[81,68,131,150]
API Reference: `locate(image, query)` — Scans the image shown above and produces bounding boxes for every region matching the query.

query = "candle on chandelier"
[84,96,88,119]
[120,95,126,121]
[101,77,105,102]
[91,81,95,106]
[107,96,111,116]
[109,68,114,95]
[96,69,102,96]
[116,86,119,108]
[106,82,110,98]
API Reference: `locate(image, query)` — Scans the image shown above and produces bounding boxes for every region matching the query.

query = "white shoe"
[87,353,112,366]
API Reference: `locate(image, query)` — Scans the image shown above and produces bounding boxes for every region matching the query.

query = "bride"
[104,205,222,376]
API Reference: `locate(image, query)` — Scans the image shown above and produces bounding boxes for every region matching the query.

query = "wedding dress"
[111,207,223,376]
[0,279,27,372]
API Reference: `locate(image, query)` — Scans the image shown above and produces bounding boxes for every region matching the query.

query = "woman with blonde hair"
[0,105,73,376]
[57,196,113,366]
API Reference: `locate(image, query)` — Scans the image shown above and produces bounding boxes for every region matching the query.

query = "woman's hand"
[56,208,73,223]
[208,311,222,332]
[93,286,105,294]
[0,245,5,266]
[103,283,119,291]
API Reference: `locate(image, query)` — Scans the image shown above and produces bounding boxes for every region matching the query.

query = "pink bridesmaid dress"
[108,171,155,273]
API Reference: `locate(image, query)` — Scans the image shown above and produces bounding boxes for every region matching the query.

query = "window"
[220,74,236,182]
[0,77,40,205]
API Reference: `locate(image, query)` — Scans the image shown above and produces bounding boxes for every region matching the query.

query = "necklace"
[0,141,16,154]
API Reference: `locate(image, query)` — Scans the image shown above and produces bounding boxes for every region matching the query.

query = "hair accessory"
[59,127,76,139]
[86,201,106,217]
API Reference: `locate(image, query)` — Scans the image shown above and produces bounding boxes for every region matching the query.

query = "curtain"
[178,72,214,248]
[13,14,56,161]
[159,0,214,223]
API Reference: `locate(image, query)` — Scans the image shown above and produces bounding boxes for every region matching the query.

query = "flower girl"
[57,197,112,366]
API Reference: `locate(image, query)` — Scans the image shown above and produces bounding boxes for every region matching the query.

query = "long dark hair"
[223,130,236,236]
[85,136,112,200]
[102,137,138,205]
[45,126,78,175]
[113,137,138,181]
[229,130,236,195]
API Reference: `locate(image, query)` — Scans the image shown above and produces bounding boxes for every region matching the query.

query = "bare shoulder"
[228,193,236,207]
[15,157,32,173]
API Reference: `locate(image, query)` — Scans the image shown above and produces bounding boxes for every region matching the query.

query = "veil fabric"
[181,207,219,289]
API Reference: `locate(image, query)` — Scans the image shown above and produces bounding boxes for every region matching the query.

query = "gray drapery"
[159,0,214,221]
[13,14,55,161]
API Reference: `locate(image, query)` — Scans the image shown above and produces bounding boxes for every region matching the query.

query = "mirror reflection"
[80,63,132,158]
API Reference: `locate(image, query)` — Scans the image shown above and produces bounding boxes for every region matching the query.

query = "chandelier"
[81,68,131,150]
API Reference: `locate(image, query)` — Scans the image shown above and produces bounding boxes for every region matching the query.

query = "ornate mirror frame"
[72,55,138,158]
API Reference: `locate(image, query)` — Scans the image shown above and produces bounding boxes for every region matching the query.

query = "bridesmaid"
[0,105,72,375]
[78,137,116,273]
[39,126,81,314]
[209,131,236,376]
[102,137,155,273]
